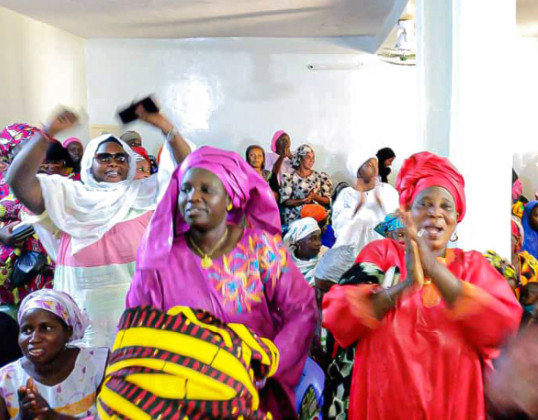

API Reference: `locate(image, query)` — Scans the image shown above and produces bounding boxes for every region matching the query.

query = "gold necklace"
[188,227,228,269]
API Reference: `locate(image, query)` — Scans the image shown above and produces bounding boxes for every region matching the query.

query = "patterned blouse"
[279,170,332,225]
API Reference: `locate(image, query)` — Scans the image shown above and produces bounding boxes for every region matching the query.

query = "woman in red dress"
[322,151,522,420]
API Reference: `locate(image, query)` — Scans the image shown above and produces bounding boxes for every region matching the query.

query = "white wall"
[0,7,88,140]
[513,37,538,200]
[86,38,418,184]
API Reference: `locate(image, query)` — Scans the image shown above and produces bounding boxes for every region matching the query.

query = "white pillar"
[417,0,516,257]
[449,0,516,257]
[416,0,453,155]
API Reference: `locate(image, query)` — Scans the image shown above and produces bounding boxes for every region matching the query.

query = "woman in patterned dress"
[127,146,317,419]
[279,144,332,226]
[0,125,55,311]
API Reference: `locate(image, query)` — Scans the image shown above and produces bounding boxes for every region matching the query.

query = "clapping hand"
[401,209,430,287]
[18,378,57,420]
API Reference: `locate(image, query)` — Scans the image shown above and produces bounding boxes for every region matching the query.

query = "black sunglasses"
[94,153,129,164]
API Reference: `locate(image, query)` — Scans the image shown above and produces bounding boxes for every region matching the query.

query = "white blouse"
[332,185,399,255]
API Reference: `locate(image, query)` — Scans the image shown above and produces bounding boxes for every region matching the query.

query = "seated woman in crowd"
[0,125,55,314]
[510,216,538,327]
[265,130,293,179]
[323,151,522,420]
[0,290,108,419]
[522,200,538,260]
[374,212,406,247]
[332,150,399,255]
[127,146,317,419]
[375,147,396,184]
[280,144,332,227]
[0,124,37,200]
[62,138,83,180]
[301,204,336,248]
[245,145,271,182]
[39,141,75,177]
[7,107,192,348]
[131,146,152,180]
[284,217,328,286]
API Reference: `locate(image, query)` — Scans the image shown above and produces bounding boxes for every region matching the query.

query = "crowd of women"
[0,104,535,420]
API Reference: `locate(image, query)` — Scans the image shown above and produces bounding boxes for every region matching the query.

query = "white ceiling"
[0,0,406,43]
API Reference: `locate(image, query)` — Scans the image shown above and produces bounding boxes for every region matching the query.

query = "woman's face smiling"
[91,142,130,183]
[18,309,72,365]
[410,186,458,254]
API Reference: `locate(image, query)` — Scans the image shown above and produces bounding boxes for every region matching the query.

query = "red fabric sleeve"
[322,284,380,348]
[355,239,407,278]
[446,251,522,358]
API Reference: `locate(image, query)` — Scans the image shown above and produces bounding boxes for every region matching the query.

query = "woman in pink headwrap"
[126,146,317,419]
[265,131,294,195]
[322,151,522,420]
[62,137,83,180]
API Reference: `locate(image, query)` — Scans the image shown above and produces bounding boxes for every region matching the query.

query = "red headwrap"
[131,146,151,166]
[395,151,466,222]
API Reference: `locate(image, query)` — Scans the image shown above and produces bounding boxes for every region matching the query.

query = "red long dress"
[322,239,522,420]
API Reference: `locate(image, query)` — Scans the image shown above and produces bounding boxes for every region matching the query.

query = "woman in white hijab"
[332,149,399,256]
[284,217,328,285]
[7,107,193,347]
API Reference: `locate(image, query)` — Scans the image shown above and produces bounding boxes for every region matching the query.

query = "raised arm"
[134,106,191,165]
[7,111,78,215]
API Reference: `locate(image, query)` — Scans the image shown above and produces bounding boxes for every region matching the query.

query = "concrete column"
[416,0,516,257]
[449,0,516,257]
[416,0,453,155]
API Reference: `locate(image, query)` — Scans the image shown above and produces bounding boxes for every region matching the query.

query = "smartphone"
[117,96,159,124]
[11,223,35,241]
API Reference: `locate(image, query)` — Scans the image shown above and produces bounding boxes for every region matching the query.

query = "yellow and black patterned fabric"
[97,306,279,420]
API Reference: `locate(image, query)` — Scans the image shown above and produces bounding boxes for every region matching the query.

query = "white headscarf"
[37,135,165,254]
[346,149,378,179]
[18,289,90,342]
[314,244,357,283]
[284,217,320,250]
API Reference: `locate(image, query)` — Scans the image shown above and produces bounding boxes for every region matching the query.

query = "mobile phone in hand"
[11,223,35,241]
[117,96,159,124]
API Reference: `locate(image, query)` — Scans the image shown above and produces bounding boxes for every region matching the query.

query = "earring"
[227,203,233,211]
[450,232,459,242]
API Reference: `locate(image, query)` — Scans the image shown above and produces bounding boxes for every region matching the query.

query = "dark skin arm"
[134,106,191,165]
[271,143,292,177]
[310,194,330,206]
[7,111,78,215]
[282,197,311,207]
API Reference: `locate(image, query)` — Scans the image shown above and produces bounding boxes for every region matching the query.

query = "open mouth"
[423,226,444,239]
[28,348,45,357]
[105,170,121,179]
